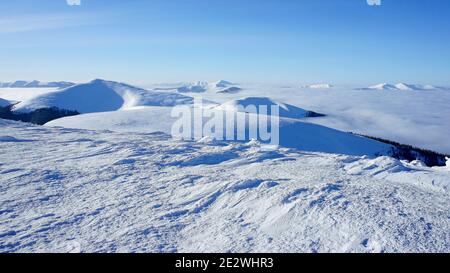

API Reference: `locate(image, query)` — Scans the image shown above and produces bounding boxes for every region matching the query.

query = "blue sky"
[0,0,449,85]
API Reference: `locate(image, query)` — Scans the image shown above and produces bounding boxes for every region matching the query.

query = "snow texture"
[0,119,449,253]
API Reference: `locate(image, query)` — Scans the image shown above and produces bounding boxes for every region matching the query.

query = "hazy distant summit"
[0,80,75,89]
[357,83,449,91]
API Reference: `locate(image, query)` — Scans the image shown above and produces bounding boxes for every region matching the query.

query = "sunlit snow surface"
[40,82,450,154]
[0,119,449,253]
[1,82,450,253]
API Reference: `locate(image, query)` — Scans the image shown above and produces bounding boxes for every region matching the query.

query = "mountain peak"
[214,80,234,88]
[89,78,110,84]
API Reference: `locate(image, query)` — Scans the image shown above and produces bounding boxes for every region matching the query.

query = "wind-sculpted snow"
[0,119,449,253]
[13,79,194,113]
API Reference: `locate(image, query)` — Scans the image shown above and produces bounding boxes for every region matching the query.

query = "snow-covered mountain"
[393,83,446,91]
[2,80,450,253]
[357,83,448,91]
[1,119,449,253]
[215,97,325,119]
[13,79,194,113]
[154,80,243,94]
[0,80,75,89]
[176,81,209,93]
[216,86,243,94]
[213,80,234,88]
[358,83,399,91]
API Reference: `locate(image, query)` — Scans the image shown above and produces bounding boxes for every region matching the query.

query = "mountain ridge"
[0,80,75,89]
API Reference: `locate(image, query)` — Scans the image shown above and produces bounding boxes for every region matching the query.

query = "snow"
[176,81,209,93]
[2,79,450,253]
[13,79,194,113]
[1,79,442,154]
[0,87,61,104]
[358,83,448,91]
[216,86,243,94]
[0,97,10,107]
[360,83,399,91]
[47,102,392,157]
[214,80,234,88]
[152,80,243,94]
[0,119,449,253]
[215,97,322,119]
[184,82,450,154]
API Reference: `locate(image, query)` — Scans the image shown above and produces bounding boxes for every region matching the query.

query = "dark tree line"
[356,134,448,167]
[0,104,79,125]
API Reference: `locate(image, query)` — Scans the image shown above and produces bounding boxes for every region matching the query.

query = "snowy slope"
[13,79,194,113]
[393,83,449,91]
[0,119,449,253]
[358,83,399,91]
[216,86,243,94]
[46,105,391,157]
[0,98,10,107]
[0,80,74,89]
[214,80,234,88]
[6,80,450,154]
[215,97,324,119]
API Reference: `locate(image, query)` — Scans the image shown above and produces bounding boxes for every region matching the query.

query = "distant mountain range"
[154,80,243,94]
[0,80,75,89]
[357,83,449,91]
